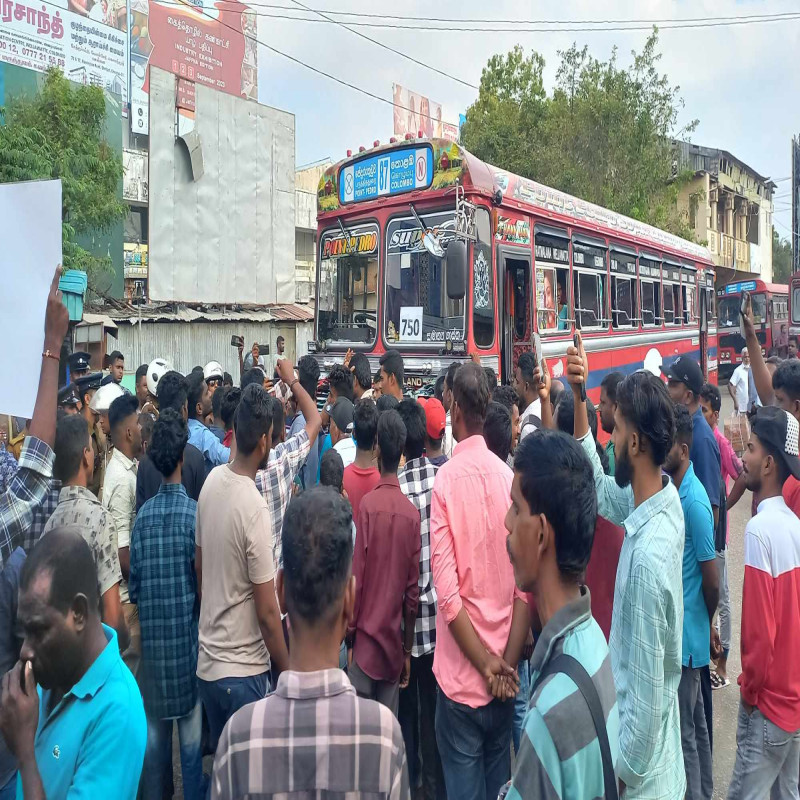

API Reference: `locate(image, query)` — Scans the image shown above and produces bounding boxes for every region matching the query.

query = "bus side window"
[641,279,662,326]
[664,283,681,325]
[535,265,570,332]
[683,285,696,324]
[573,270,607,330]
[612,276,637,329]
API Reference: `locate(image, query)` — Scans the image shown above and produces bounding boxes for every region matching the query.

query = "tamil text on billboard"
[0,0,128,108]
[130,0,258,135]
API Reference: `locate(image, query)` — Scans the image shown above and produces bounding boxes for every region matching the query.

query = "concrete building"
[675,142,775,285]
[295,160,332,305]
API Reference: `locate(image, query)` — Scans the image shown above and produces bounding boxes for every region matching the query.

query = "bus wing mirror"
[446,239,468,300]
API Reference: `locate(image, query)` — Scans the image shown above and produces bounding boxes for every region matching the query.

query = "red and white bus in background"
[789,272,800,348]
[717,279,788,378]
[311,137,717,401]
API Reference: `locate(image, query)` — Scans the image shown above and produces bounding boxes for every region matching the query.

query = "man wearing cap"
[729,406,800,799]
[67,350,92,381]
[419,397,448,467]
[77,373,105,498]
[203,361,224,398]
[89,382,125,501]
[665,356,721,527]
[57,384,82,416]
[331,397,356,468]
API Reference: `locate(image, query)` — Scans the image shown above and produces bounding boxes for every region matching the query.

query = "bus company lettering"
[323,232,378,258]
[535,243,569,263]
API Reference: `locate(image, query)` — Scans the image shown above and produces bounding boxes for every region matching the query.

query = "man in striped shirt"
[211,488,408,800]
[502,429,618,800]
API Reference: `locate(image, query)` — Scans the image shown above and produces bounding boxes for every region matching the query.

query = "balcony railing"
[708,231,750,271]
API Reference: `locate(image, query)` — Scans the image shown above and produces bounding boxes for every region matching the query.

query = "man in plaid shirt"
[255,358,321,566]
[211,487,409,800]
[129,410,204,800]
[397,399,443,800]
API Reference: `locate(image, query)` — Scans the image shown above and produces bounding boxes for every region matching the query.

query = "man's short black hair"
[517,352,537,384]
[376,394,399,414]
[483,366,498,392]
[281,487,353,624]
[149,409,188,477]
[271,400,285,445]
[445,362,459,391]
[379,349,404,386]
[790,335,799,346]
[492,385,520,414]
[191,366,204,375]
[241,367,266,391]
[157,371,188,413]
[109,393,139,434]
[554,391,608,473]
[298,355,321,399]
[319,448,345,491]
[223,371,233,387]
[53,414,90,483]
[328,364,354,401]
[483,401,512,463]
[674,403,693,449]
[759,434,791,485]
[212,382,225,419]
[221,387,241,430]
[397,398,426,460]
[138,412,155,450]
[434,374,446,403]
[453,362,489,431]
[277,335,285,345]
[186,372,206,420]
[353,398,378,451]
[514,430,597,578]
[601,371,625,402]
[699,382,721,414]
[773,359,800,401]
[350,353,372,392]
[377,409,406,473]
[616,371,676,467]
[21,529,99,614]
[108,350,124,364]
[135,363,148,382]
[235,384,273,456]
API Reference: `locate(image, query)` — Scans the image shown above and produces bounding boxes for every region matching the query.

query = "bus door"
[699,277,709,378]
[498,247,532,381]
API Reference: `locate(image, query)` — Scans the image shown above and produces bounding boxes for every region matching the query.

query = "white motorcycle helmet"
[203,360,224,383]
[147,358,172,398]
[89,382,125,414]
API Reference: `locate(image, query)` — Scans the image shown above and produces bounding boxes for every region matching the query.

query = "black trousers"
[398,652,446,800]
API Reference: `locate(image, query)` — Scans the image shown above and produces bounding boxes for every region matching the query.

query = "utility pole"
[793,136,800,274]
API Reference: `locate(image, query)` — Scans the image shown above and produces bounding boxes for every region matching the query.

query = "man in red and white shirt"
[729,406,800,800]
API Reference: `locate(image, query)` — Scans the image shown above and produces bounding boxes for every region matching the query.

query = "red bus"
[789,271,800,348]
[717,279,788,377]
[312,138,717,400]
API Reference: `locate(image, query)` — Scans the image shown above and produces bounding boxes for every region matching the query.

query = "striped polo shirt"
[506,587,619,800]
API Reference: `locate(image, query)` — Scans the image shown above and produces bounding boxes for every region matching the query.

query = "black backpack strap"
[532,653,618,800]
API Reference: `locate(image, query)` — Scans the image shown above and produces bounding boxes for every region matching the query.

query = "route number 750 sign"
[399,306,423,341]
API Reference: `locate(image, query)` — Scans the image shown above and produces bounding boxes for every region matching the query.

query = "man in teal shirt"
[0,530,146,800]
[663,405,718,800]
[567,335,686,800]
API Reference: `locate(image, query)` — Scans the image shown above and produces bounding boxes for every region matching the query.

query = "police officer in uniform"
[68,350,92,380]
[76,372,106,498]
[57,383,82,415]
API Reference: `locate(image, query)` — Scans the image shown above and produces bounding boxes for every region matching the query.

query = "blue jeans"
[512,659,531,755]
[435,691,513,800]
[142,699,205,800]
[198,672,269,753]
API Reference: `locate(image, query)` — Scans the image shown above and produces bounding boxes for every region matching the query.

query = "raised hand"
[44,265,69,353]
[566,331,588,397]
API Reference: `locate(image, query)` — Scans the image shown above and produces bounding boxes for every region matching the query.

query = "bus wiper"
[410,204,444,258]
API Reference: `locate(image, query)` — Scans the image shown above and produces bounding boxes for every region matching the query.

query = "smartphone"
[533,333,545,387]
[259,343,270,356]
[573,333,587,402]
[740,291,750,318]
[230,335,244,348]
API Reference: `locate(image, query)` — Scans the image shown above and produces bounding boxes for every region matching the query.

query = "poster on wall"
[129,0,258,135]
[0,0,128,109]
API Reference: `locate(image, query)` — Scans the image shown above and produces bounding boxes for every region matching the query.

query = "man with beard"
[186,372,231,476]
[599,372,624,477]
[566,333,685,800]
[728,407,800,799]
[195,384,289,749]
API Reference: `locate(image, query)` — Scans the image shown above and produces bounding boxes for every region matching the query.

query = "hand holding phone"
[533,333,545,388]
[569,332,587,402]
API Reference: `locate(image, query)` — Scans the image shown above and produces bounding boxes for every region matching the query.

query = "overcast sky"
[252,0,797,239]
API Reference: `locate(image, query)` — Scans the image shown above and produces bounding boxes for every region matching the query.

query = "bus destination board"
[339,146,433,204]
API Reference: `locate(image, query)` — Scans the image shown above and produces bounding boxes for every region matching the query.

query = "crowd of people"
[0,268,798,800]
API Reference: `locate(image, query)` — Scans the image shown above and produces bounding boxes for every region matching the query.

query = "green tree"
[0,69,125,292]
[772,227,793,284]
[461,29,697,239]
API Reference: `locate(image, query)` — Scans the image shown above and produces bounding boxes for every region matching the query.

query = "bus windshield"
[718,293,766,328]
[384,211,465,345]
[317,224,379,345]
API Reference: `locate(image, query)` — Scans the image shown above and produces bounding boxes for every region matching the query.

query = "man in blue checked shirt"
[567,335,686,800]
[129,409,204,800]
[0,267,68,567]
[186,372,230,476]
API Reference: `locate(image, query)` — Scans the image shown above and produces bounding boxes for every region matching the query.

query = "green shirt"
[605,439,615,477]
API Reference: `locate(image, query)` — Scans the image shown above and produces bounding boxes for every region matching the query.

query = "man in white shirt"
[729,348,753,415]
[513,352,542,440]
[330,398,356,468]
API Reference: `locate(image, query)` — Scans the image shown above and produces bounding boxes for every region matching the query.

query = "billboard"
[129,0,258,135]
[0,0,128,107]
[392,83,444,139]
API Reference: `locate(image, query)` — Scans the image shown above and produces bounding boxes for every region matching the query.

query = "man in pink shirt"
[430,363,529,800]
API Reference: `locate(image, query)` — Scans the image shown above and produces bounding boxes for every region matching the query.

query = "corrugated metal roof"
[78,312,118,330]
[86,301,313,324]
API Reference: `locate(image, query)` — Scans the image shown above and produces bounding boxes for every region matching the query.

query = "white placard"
[0,180,63,418]
[399,306,423,342]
